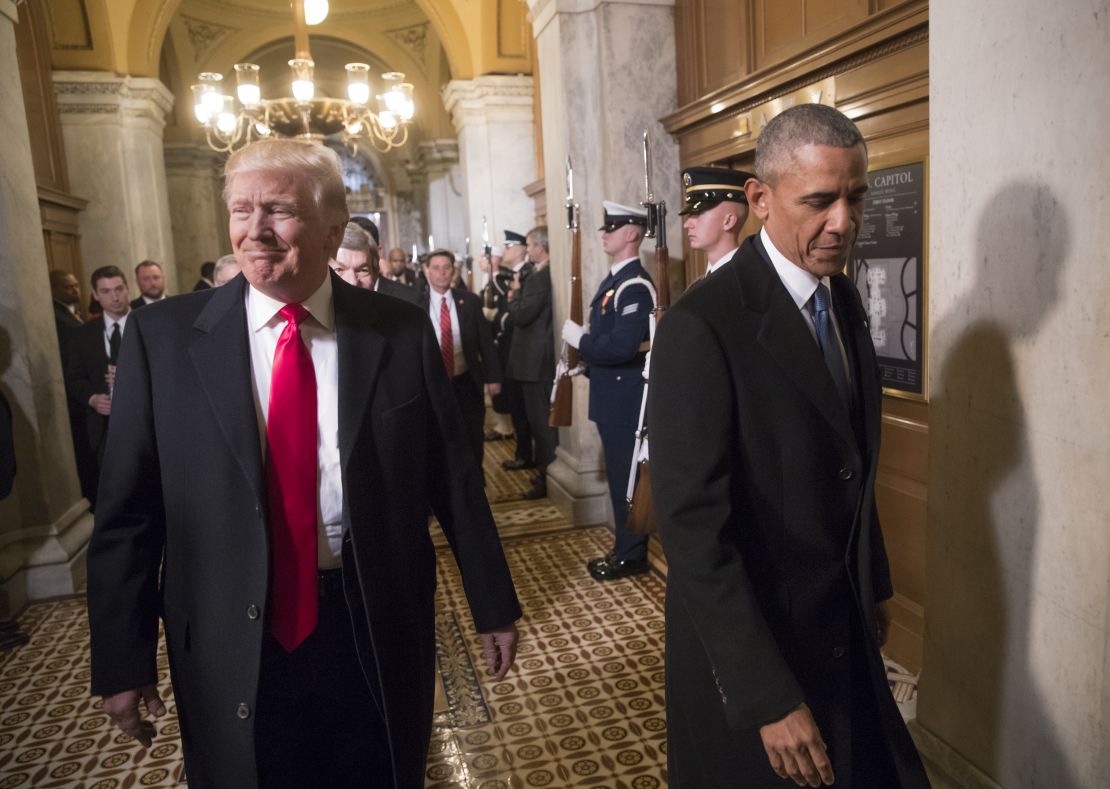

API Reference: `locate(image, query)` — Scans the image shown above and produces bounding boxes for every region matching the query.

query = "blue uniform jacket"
[579,258,654,427]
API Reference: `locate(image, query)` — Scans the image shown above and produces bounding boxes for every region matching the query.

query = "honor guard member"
[680,165,753,281]
[500,232,538,469]
[562,201,655,580]
[485,230,526,442]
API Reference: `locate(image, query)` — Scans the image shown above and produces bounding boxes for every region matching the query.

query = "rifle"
[626,130,670,535]
[548,156,582,427]
[480,216,498,310]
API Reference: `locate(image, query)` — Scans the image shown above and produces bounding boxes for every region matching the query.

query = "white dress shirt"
[609,257,637,277]
[760,228,851,382]
[427,288,467,377]
[101,312,130,358]
[245,274,343,569]
[706,246,739,277]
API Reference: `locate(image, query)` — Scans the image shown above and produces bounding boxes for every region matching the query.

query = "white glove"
[561,319,585,349]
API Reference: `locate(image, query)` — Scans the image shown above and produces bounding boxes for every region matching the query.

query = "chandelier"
[190,0,415,154]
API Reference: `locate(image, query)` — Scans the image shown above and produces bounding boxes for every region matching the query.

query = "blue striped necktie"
[813,283,850,407]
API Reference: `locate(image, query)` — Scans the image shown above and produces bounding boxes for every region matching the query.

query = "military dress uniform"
[576,203,655,580]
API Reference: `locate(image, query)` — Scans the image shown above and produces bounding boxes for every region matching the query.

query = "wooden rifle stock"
[626,158,669,535]
[549,197,582,427]
[480,245,498,309]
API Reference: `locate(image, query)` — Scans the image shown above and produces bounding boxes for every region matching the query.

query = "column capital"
[416,139,460,174]
[53,71,174,130]
[442,75,534,132]
[527,0,674,37]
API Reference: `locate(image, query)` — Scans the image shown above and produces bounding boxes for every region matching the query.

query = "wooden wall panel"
[675,0,750,107]
[754,0,869,71]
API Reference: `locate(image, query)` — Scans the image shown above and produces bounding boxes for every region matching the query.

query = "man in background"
[333,223,420,305]
[192,261,216,290]
[385,247,418,288]
[212,254,242,287]
[506,226,557,500]
[50,269,84,362]
[130,260,166,310]
[679,165,752,281]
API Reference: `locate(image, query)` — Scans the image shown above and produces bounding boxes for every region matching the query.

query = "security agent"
[562,201,655,580]
[679,165,753,280]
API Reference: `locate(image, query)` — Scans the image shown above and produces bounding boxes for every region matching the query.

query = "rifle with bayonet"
[626,130,669,535]
[548,156,582,427]
[480,216,498,310]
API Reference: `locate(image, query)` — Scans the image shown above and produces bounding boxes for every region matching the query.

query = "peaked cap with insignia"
[679,165,754,215]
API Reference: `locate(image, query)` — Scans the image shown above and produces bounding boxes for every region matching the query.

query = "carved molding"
[53,72,175,127]
[416,139,460,172]
[180,15,236,63]
[442,76,534,131]
[385,22,429,61]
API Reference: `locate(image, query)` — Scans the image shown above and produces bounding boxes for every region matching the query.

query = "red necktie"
[439,296,454,377]
[266,304,318,652]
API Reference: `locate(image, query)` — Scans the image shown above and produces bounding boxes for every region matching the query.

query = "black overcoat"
[86,272,521,788]
[647,235,928,788]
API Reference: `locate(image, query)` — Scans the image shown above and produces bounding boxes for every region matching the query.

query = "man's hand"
[759,703,835,787]
[102,685,167,748]
[89,394,112,416]
[875,600,891,647]
[487,383,502,396]
[561,319,585,349]
[105,364,117,389]
[478,624,518,681]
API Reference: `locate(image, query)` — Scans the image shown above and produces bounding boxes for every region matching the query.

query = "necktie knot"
[280,303,309,327]
[813,282,831,315]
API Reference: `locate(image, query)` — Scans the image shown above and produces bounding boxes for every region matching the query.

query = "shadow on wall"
[931,180,1077,786]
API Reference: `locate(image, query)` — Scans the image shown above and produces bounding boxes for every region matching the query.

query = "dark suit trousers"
[254,578,392,788]
[504,378,532,462]
[452,374,486,470]
[520,381,557,472]
[597,422,647,562]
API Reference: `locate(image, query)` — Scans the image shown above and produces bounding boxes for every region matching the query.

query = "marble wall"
[164,143,231,291]
[418,139,468,256]
[528,0,681,524]
[917,1,1110,786]
[0,1,93,618]
[53,72,178,296]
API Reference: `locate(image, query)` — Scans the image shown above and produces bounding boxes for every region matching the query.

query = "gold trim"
[685,183,745,193]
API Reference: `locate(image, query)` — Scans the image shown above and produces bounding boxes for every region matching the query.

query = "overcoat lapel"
[333,273,387,467]
[734,236,858,451]
[188,276,264,504]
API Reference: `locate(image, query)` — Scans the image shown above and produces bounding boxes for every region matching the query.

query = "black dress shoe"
[588,556,649,581]
[586,553,615,571]
[502,458,536,470]
[521,481,547,500]
[484,430,512,442]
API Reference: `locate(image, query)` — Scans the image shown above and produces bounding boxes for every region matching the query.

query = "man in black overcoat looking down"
[648,103,929,788]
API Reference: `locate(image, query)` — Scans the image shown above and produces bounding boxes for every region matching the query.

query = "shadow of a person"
[925,180,1078,786]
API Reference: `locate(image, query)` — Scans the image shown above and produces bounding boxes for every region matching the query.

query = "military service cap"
[678,166,754,215]
[503,230,526,246]
[598,201,648,232]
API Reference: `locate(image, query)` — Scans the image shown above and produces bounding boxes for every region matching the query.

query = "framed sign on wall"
[848,158,928,401]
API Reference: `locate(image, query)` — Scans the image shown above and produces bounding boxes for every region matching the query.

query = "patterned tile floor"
[0,435,917,787]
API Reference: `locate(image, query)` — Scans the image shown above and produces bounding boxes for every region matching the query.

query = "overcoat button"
[236,703,251,719]
[832,646,846,659]
[246,605,260,620]
[838,467,854,481]
[616,375,622,381]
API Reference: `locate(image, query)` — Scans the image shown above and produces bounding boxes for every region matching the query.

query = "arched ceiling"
[49,0,532,83]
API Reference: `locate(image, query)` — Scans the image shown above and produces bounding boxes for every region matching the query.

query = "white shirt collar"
[247,272,334,333]
[609,257,638,277]
[142,295,164,305]
[102,312,129,331]
[512,259,529,273]
[707,247,739,275]
[760,227,825,310]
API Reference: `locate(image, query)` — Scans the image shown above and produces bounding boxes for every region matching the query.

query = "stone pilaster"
[0,0,93,617]
[416,139,467,257]
[54,71,179,296]
[442,76,538,252]
[526,0,681,525]
[164,143,231,290]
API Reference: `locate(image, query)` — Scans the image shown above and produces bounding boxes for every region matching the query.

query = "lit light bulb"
[347,120,363,135]
[379,111,397,130]
[384,88,405,115]
[304,0,329,25]
[348,82,370,105]
[217,111,237,134]
[254,122,272,137]
[194,103,211,124]
[289,59,315,103]
[234,63,261,106]
[292,79,315,102]
[401,99,415,121]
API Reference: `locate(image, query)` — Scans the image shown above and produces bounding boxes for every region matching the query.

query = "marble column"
[0,0,93,618]
[914,2,1110,787]
[164,143,231,290]
[53,71,179,296]
[442,75,538,255]
[417,140,467,256]
[526,0,682,525]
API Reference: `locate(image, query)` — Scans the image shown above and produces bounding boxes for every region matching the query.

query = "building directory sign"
[849,160,927,399]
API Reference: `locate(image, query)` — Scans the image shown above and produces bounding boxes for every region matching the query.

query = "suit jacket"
[579,259,653,426]
[54,300,83,362]
[505,263,554,384]
[648,235,926,788]
[376,276,421,305]
[86,273,521,788]
[192,279,212,291]
[422,288,503,394]
[65,318,113,456]
[0,390,13,500]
